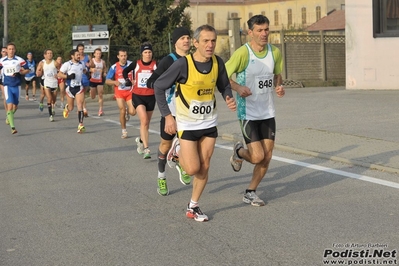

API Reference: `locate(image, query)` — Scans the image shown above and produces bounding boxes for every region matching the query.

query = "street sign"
[72,31,109,40]
[72,45,109,53]
[72,24,109,53]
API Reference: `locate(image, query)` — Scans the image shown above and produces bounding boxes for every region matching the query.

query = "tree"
[104,0,191,60]
[2,0,191,61]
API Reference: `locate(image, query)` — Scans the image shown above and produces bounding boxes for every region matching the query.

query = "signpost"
[72,31,109,40]
[72,45,109,53]
[72,24,109,53]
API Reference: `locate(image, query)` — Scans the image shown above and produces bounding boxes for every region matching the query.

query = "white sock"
[189,200,198,208]
[158,171,166,179]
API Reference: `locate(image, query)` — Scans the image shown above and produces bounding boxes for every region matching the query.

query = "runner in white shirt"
[58,49,87,133]
[226,15,285,207]
[89,48,107,116]
[36,49,60,122]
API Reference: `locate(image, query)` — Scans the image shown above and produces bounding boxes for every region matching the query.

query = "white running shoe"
[136,137,144,154]
[167,137,179,168]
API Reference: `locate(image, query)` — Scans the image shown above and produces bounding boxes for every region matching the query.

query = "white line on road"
[215,144,399,189]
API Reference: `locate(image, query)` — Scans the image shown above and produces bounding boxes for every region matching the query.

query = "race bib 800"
[189,100,213,120]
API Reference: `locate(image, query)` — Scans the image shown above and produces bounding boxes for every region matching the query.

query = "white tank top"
[236,43,276,120]
[90,59,104,83]
[43,60,58,88]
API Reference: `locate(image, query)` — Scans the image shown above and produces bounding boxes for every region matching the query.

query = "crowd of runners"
[0,15,285,222]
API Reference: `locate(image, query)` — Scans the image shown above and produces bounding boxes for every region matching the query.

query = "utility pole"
[228,17,241,56]
[3,0,8,46]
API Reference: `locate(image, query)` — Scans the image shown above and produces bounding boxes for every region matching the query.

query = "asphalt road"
[0,92,398,266]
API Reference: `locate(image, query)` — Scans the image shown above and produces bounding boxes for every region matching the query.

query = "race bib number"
[3,66,17,76]
[137,72,151,88]
[92,70,101,79]
[255,74,274,95]
[71,79,81,87]
[189,100,213,120]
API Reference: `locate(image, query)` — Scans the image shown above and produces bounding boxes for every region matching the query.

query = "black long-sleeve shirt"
[147,52,181,89]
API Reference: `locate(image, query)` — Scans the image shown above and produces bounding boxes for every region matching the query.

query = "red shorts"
[114,88,132,101]
[58,78,65,85]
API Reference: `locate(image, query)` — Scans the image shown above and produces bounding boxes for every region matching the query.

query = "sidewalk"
[93,86,399,175]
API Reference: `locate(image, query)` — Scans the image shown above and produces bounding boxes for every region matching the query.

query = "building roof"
[306,10,345,32]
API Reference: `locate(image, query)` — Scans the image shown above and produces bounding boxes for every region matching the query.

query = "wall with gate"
[277,33,346,86]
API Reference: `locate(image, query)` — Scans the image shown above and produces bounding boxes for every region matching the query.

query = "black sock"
[158,149,167,173]
[246,189,255,194]
[47,103,52,116]
[237,147,243,159]
[78,111,84,123]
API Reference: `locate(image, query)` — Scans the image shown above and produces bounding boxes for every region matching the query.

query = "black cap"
[141,44,152,53]
[172,27,191,45]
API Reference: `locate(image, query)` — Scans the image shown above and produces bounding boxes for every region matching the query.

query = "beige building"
[346,0,399,90]
[176,0,345,54]
[183,0,344,32]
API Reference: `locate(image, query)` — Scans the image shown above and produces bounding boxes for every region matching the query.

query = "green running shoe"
[143,148,151,159]
[176,164,191,185]
[157,178,169,196]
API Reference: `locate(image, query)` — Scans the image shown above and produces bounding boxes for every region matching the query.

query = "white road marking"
[215,144,399,189]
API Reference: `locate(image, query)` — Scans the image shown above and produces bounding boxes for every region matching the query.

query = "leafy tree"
[104,0,191,60]
[1,0,191,62]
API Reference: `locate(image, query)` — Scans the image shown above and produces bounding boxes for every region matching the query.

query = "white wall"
[346,0,399,90]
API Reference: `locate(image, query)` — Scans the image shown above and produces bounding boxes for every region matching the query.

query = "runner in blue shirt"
[0,43,30,134]
[24,52,37,101]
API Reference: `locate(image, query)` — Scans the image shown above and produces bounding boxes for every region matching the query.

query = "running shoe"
[52,107,55,116]
[39,103,44,112]
[157,178,169,196]
[135,137,144,154]
[83,109,88,117]
[243,191,265,207]
[167,137,180,168]
[121,131,128,139]
[143,148,151,159]
[25,94,29,101]
[98,110,104,117]
[60,102,64,109]
[32,95,36,101]
[5,118,9,125]
[176,164,191,185]
[63,104,69,118]
[186,204,208,222]
[125,108,130,121]
[11,127,17,134]
[77,124,86,134]
[49,115,54,122]
[230,141,244,172]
